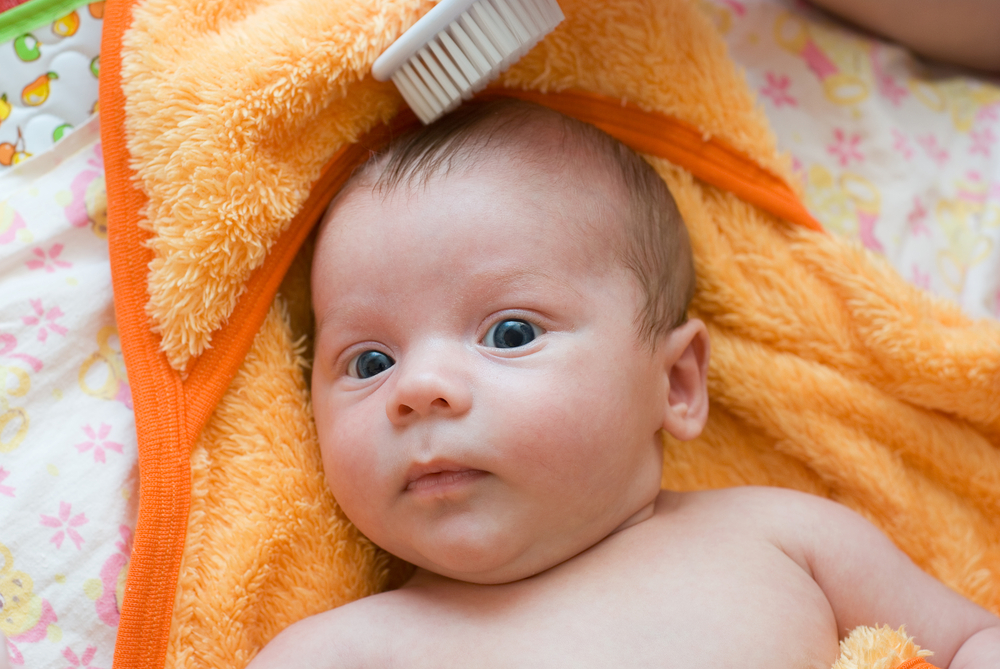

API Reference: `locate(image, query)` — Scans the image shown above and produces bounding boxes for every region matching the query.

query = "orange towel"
[99,0,1000,666]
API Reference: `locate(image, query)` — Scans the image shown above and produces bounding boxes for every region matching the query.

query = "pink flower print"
[916,134,949,165]
[115,524,133,556]
[0,467,14,496]
[65,168,101,229]
[96,525,133,627]
[911,265,931,290]
[75,423,124,463]
[876,75,907,106]
[719,0,746,16]
[871,46,908,106]
[26,243,72,272]
[957,172,989,203]
[970,127,996,157]
[6,638,23,665]
[790,156,807,188]
[760,72,797,108]
[892,129,914,160]
[977,102,999,123]
[41,502,88,549]
[802,40,838,79]
[827,128,864,167]
[0,203,26,245]
[63,645,103,669]
[8,599,57,660]
[0,333,43,372]
[906,198,930,236]
[857,211,884,254]
[22,299,68,342]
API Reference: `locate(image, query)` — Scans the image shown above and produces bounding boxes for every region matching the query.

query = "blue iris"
[354,350,394,378]
[487,319,537,349]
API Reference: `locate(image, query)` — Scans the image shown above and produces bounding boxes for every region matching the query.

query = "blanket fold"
[99,0,1000,667]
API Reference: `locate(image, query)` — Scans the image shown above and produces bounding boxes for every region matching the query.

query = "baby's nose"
[386,355,472,425]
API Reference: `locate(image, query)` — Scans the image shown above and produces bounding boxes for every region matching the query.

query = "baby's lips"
[403,460,488,493]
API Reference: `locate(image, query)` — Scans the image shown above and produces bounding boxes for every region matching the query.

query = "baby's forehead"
[313,112,635,287]
[315,156,626,292]
[323,145,624,248]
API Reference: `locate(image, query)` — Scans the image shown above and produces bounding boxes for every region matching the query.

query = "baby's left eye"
[348,350,395,379]
[483,319,542,349]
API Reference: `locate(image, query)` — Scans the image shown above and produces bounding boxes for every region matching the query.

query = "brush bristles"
[389,0,563,124]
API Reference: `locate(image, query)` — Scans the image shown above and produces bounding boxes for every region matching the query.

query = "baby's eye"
[484,319,541,349]
[348,350,395,379]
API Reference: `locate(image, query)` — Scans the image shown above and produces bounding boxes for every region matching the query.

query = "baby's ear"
[659,319,710,442]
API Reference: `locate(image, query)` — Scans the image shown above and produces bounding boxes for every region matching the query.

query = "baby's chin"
[390,527,604,585]
[391,540,532,585]
[409,553,556,585]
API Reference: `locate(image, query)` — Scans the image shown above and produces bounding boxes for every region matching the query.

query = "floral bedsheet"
[0,117,134,669]
[705,0,1000,319]
[1,0,999,667]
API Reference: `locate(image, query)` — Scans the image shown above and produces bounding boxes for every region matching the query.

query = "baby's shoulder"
[671,484,859,524]
[246,591,412,669]
[661,486,887,566]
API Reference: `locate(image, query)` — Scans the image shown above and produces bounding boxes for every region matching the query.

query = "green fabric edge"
[0,0,94,45]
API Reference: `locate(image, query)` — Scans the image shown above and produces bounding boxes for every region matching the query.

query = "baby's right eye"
[348,350,395,379]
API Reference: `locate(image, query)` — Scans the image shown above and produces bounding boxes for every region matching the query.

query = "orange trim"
[895,658,939,669]
[101,1,189,668]
[102,10,822,665]
[480,87,824,233]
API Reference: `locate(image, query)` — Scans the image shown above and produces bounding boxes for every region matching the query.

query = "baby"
[250,100,1000,668]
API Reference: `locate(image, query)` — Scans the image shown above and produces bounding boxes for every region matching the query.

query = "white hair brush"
[372,0,564,124]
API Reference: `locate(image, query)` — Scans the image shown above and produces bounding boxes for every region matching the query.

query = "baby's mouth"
[404,466,487,494]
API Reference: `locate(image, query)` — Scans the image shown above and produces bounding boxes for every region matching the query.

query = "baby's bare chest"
[377,537,841,668]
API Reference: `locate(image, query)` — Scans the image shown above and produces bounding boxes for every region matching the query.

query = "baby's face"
[311,159,669,584]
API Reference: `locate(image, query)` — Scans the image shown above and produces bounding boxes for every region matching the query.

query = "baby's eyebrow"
[465,265,586,300]
[465,271,593,317]
[313,297,384,341]
[313,265,587,338]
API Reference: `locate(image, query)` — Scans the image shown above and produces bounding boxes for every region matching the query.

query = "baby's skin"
[250,124,1000,668]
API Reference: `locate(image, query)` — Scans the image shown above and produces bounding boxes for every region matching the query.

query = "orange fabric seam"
[482,88,824,233]
[895,659,938,669]
[102,0,191,668]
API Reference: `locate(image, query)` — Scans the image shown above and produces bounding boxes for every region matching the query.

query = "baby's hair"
[346,98,696,345]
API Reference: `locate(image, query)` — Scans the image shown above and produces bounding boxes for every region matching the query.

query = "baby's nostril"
[431,398,450,409]
[398,405,413,416]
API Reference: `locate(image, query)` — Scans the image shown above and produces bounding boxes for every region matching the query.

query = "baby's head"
[311,100,709,584]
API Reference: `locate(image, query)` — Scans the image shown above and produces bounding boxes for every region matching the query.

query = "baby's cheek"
[506,398,608,485]
[319,413,382,504]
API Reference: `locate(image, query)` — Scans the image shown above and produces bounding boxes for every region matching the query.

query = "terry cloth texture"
[100,0,999,667]
[832,626,935,669]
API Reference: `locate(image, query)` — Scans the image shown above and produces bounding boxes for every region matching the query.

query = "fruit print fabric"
[704,0,1000,319]
[0,2,103,169]
[0,116,137,668]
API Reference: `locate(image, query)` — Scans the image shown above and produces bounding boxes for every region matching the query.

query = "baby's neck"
[609,498,657,536]
[405,492,672,589]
